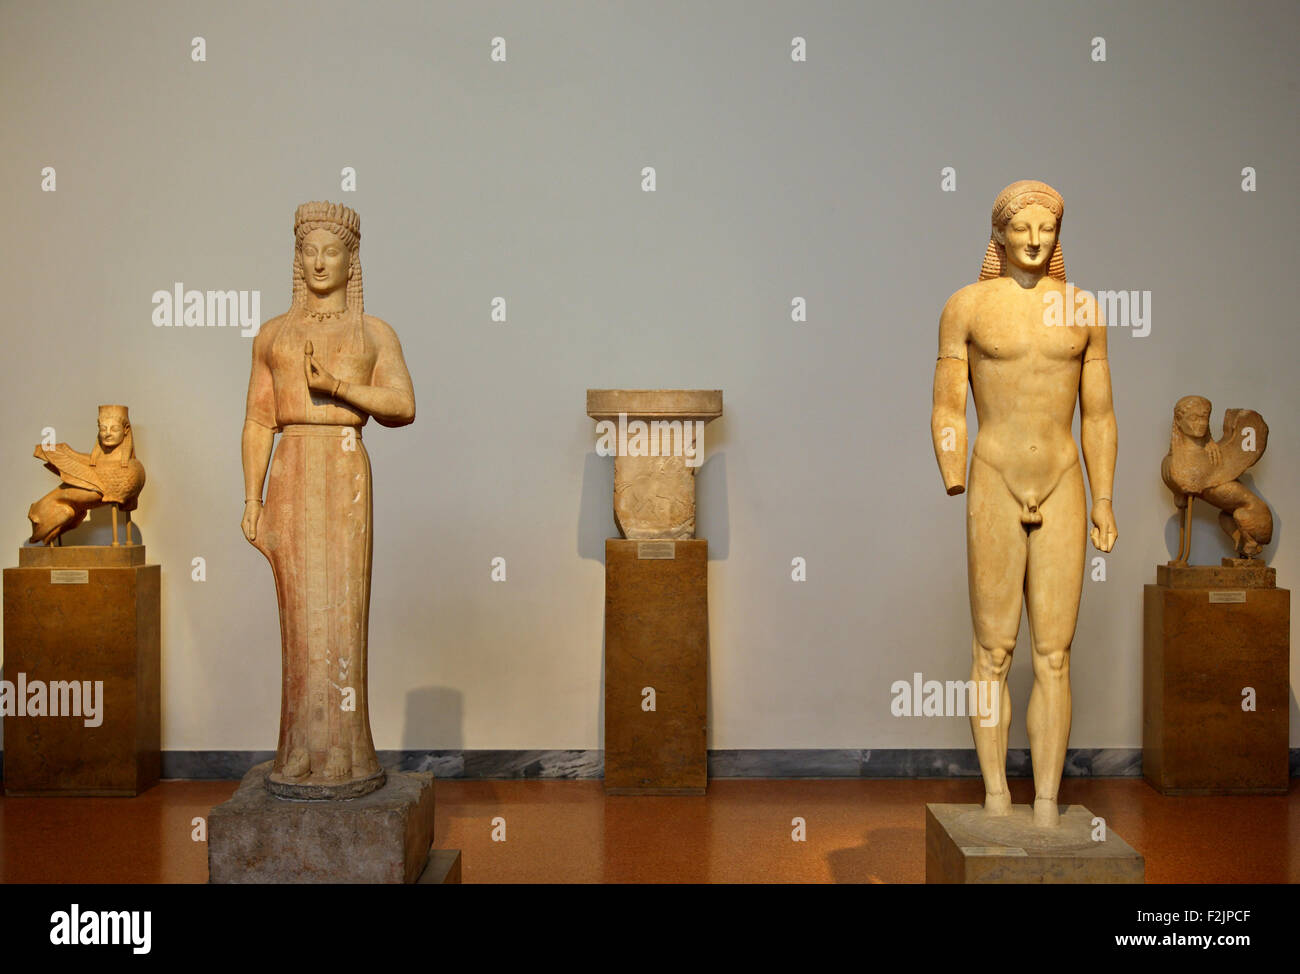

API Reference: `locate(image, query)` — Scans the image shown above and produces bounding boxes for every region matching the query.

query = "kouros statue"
[1161,395,1270,564]
[241,202,415,799]
[930,180,1118,828]
[29,404,145,546]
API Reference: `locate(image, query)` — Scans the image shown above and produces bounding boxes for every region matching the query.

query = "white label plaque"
[1208,591,1246,604]
[637,541,676,560]
[50,569,89,585]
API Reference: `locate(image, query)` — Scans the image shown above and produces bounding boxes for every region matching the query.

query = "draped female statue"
[241,202,415,799]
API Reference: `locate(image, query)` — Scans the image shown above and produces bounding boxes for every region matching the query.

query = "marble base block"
[208,761,435,883]
[604,539,708,794]
[1143,568,1289,794]
[1155,560,1276,589]
[925,804,1144,884]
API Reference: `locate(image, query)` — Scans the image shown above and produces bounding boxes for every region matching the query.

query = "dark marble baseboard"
[2,748,1293,782]
[708,748,1148,778]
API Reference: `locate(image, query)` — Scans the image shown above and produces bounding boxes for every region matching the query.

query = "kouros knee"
[974,639,1014,678]
[1034,644,1070,673]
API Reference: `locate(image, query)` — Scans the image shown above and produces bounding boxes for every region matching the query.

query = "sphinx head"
[97,405,130,449]
[1174,396,1212,439]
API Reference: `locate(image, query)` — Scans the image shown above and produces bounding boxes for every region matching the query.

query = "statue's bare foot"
[352,745,379,778]
[983,791,1012,816]
[281,748,310,779]
[1033,797,1060,828]
[324,746,350,780]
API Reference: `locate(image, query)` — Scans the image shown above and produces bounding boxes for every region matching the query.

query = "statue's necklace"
[305,306,347,321]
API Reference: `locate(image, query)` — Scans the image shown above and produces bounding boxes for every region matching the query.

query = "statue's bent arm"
[334,315,416,427]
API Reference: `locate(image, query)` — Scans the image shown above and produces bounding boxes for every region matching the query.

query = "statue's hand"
[1090,499,1117,552]
[242,499,262,543]
[303,341,340,397]
[1205,440,1222,467]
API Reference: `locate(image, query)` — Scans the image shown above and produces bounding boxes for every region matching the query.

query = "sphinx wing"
[35,444,101,494]
[1209,409,1269,486]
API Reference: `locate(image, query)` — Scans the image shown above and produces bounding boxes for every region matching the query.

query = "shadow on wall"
[576,452,616,561]
[575,450,730,562]
[1161,473,1280,564]
[696,451,728,559]
[401,686,464,751]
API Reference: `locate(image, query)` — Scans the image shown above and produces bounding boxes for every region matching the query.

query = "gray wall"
[1,0,1296,754]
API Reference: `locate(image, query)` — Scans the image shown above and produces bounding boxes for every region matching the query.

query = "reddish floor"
[0,777,1295,883]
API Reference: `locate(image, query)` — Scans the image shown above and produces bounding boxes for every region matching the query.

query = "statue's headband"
[294,201,360,252]
[991,181,1064,228]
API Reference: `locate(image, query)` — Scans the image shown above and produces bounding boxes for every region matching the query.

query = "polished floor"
[0,777,1295,883]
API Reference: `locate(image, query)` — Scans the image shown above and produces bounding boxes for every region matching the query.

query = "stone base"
[925,804,1144,884]
[18,544,147,568]
[208,761,435,883]
[416,849,463,884]
[1156,560,1275,588]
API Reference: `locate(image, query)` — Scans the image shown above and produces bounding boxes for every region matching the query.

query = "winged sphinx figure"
[28,404,145,546]
[1161,395,1270,562]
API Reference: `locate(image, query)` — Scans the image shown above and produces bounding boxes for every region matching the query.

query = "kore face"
[299,228,350,296]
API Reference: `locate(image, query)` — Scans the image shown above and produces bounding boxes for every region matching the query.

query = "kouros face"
[299,228,351,295]
[996,203,1058,275]
[99,417,126,447]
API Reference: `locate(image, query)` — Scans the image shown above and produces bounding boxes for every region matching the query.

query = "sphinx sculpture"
[1161,395,1271,563]
[28,404,145,546]
[930,180,1118,829]
[241,201,415,800]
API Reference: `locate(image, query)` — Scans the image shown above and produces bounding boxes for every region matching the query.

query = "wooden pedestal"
[604,539,708,794]
[1143,562,1290,795]
[2,546,160,796]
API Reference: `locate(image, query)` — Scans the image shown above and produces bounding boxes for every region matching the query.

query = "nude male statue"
[930,180,1118,828]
